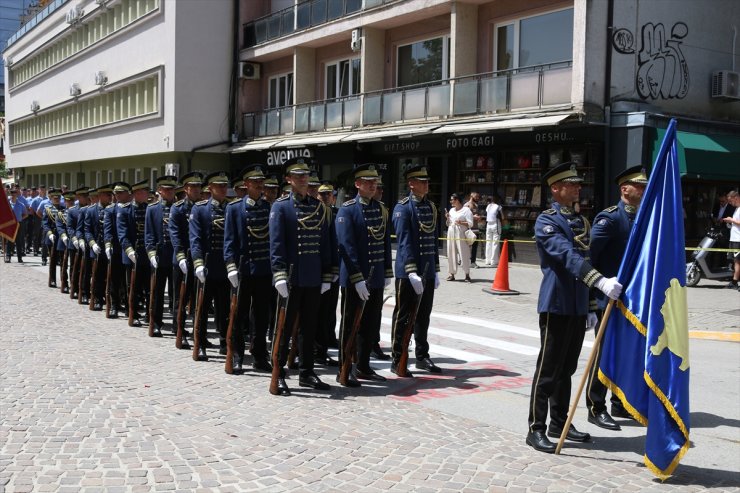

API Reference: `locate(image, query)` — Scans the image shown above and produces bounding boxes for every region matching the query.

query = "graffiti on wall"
[612,22,690,100]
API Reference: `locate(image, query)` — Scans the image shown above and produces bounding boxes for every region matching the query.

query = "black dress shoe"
[71,293,78,299]
[196,347,208,361]
[315,354,339,367]
[526,431,556,453]
[108,309,118,319]
[93,302,102,311]
[80,296,89,305]
[150,325,163,338]
[371,344,391,361]
[62,287,69,294]
[547,424,591,443]
[252,358,273,373]
[299,373,330,390]
[277,376,291,396]
[179,337,191,350]
[204,340,216,349]
[131,318,142,328]
[219,346,228,355]
[354,367,387,382]
[336,373,361,388]
[611,405,633,419]
[415,357,442,373]
[42,261,47,266]
[588,411,621,431]
[231,356,244,374]
[390,362,413,378]
[48,281,56,288]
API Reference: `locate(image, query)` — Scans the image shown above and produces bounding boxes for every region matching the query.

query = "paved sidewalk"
[0,259,738,492]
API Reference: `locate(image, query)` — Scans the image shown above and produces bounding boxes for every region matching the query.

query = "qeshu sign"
[266,148,312,167]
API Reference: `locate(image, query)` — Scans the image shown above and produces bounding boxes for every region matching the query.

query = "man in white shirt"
[722,190,740,290]
[484,195,502,267]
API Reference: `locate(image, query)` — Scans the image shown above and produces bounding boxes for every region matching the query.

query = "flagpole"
[555,298,616,455]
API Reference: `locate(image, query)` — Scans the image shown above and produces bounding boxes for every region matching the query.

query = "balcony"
[243,61,572,138]
[243,0,391,48]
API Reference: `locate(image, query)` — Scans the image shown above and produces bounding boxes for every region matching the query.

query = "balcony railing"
[243,0,390,49]
[243,61,572,139]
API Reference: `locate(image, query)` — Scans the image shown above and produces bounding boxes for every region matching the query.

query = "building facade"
[234,0,739,257]
[3,0,234,190]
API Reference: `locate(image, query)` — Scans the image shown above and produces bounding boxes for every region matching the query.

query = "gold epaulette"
[343,199,356,206]
[195,199,208,206]
[603,205,618,213]
[147,200,161,207]
[120,202,131,208]
[398,197,410,205]
[542,209,556,215]
[276,196,289,202]
[174,199,185,207]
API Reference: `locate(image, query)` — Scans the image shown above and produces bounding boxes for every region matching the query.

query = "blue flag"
[598,119,690,480]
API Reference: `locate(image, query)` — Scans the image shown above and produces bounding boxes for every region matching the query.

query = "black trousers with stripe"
[528,312,586,433]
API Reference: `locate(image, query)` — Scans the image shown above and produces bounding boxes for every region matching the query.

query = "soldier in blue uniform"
[269,157,334,395]
[223,164,273,374]
[117,179,152,327]
[231,176,247,199]
[335,164,393,387]
[526,162,624,454]
[30,185,47,258]
[104,183,131,318]
[585,165,648,430]
[169,172,204,349]
[57,190,77,292]
[85,184,113,311]
[144,175,178,337]
[390,165,441,377]
[315,180,340,366]
[70,187,92,302]
[190,171,231,360]
[41,189,65,287]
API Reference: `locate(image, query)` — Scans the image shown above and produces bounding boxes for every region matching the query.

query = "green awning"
[652,129,740,181]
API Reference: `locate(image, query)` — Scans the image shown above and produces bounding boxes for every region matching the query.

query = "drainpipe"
[603,0,614,205]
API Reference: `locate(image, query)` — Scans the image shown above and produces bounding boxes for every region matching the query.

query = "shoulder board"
[195,199,208,206]
[342,199,356,206]
[230,198,243,205]
[120,202,132,208]
[147,199,161,207]
[173,199,185,207]
[398,197,410,205]
[276,196,289,202]
[105,204,116,209]
[542,209,556,215]
[603,205,618,213]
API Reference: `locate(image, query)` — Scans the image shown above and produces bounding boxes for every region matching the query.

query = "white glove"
[73,239,79,249]
[384,278,392,288]
[65,238,70,248]
[179,259,188,274]
[195,266,206,283]
[92,244,101,255]
[408,273,424,295]
[587,312,598,331]
[49,234,55,243]
[105,247,112,260]
[596,276,623,300]
[127,251,136,263]
[354,280,370,301]
[275,280,288,298]
[321,282,331,294]
[150,257,158,269]
[228,270,239,289]
[434,273,440,289]
[332,274,339,283]
[79,241,85,253]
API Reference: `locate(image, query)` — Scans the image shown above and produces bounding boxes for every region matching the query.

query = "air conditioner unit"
[711,70,740,100]
[65,5,84,24]
[30,101,40,113]
[350,28,362,52]
[69,83,81,97]
[239,62,261,80]
[94,71,108,86]
[5,56,13,67]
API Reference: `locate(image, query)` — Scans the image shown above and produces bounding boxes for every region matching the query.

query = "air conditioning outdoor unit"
[5,57,13,67]
[350,28,362,52]
[94,71,108,86]
[69,83,81,97]
[30,101,40,113]
[65,6,84,24]
[711,70,740,100]
[239,62,261,80]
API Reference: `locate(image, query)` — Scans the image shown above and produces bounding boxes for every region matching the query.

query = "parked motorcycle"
[685,226,733,287]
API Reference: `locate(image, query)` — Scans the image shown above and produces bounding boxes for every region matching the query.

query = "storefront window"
[495,8,573,69]
[397,36,449,87]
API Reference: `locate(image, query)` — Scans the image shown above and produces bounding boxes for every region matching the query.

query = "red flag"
[0,178,20,242]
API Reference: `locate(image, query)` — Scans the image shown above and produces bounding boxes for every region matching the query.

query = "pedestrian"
[484,195,503,267]
[390,164,442,376]
[586,165,648,431]
[445,192,473,282]
[722,190,740,290]
[335,163,392,387]
[526,162,623,454]
[464,192,481,267]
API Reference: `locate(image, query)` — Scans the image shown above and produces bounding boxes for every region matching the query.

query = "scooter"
[685,225,734,287]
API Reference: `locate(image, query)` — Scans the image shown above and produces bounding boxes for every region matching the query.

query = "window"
[326,58,361,99]
[268,73,294,108]
[494,8,573,70]
[397,36,449,87]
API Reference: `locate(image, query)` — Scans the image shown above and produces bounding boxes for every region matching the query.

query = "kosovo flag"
[598,119,690,480]
[0,178,20,242]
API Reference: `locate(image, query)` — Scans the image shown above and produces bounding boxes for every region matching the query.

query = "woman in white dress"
[446,193,473,282]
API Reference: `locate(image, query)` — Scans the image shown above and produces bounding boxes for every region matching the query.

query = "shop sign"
[382,141,422,153]
[534,131,575,144]
[266,148,313,167]
[445,135,495,150]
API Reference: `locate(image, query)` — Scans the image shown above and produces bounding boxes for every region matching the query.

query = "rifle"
[397,266,428,377]
[338,267,374,385]
[105,251,113,318]
[270,266,293,395]
[127,251,137,327]
[175,251,190,349]
[77,246,87,305]
[69,245,78,299]
[148,255,158,337]
[225,257,242,374]
[192,254,208,361]
[89,251,99,311]
[48,236,57,287]
[60,246,69,294]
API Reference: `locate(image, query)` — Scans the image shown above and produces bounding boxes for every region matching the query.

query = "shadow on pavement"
[689,411,740,429]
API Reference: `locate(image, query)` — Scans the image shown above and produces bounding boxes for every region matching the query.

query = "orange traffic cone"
[482,240,519,296]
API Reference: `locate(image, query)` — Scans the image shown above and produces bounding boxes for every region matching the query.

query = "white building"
[3,0,234,189]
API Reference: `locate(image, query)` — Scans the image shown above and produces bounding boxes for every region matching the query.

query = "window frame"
[267,72,294,109]
[324,56,361,100]
[395,34,450,88]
